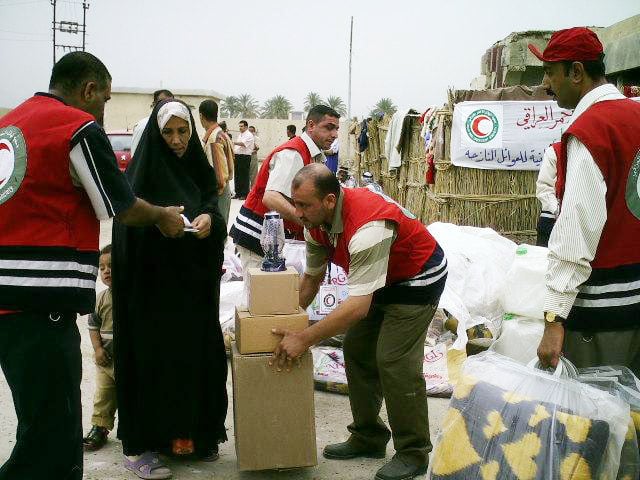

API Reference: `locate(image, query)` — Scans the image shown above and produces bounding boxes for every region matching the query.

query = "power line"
[0,0,48,7]
[0,29,49,36]
[51,0,89,64]
[0,36,50,42]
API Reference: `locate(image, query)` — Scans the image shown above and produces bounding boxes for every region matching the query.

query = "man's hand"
[94,346,111,367]
[537,322,564,368]
[191,213,212,239]
[270,329,309,372]
[156,206,185,238]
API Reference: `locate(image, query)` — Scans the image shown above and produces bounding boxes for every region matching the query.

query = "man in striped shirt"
[0,52,184,480]
[272,164,447,480]
[530,29,640,374]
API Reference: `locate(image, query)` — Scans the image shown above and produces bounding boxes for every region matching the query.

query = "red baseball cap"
[528,27,603,63]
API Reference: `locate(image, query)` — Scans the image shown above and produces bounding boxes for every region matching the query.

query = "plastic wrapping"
[429,351,629,480]
[427,223,515,350]
[499,245,548,320]
[489,315,544,365]
[578,366,640,480]
[311,344,465,398]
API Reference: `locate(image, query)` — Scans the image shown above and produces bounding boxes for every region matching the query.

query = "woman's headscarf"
[157,101,192,138]
[125,98,216,218]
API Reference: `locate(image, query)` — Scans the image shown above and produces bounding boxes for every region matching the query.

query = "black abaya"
[112,100,228,455]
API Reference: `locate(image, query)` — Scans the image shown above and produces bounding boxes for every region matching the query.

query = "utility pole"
[346,16,354,168]
[347,16,353,122]
[51,1,90,65]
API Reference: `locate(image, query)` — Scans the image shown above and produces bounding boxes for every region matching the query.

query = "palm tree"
[221,95,240,118]
[371,98,397,117]
[326,95,347,116]
[261,95,292,119]
[303,92,323,113]
[236,93,259,118]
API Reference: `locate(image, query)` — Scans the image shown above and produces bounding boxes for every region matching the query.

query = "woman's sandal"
[124,452,172,480]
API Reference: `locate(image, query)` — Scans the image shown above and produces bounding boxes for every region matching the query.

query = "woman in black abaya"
[112,99,228,480]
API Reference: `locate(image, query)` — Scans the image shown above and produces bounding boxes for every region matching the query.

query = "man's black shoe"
[374,457,428,480]
[323,440,386,460]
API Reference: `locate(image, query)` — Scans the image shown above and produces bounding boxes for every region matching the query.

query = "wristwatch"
[544,311,565,324]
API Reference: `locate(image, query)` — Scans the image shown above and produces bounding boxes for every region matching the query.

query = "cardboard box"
[247,266,299,315]
[231,342,317,471]
[235,307,309,355]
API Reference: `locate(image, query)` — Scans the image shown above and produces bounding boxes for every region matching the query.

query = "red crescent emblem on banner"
[471,115,491,137]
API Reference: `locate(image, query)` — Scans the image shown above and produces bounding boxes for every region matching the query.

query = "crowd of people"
[1,25,639,480]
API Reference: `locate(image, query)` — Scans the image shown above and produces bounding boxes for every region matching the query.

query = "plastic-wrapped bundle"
[578,366,640,480]
[429,351,629,480]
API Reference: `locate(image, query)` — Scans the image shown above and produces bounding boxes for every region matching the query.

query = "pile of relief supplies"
[218,222,550,398]
[219,224,640,477]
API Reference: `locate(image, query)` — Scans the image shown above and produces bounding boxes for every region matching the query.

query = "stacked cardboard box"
[232,267,317,471]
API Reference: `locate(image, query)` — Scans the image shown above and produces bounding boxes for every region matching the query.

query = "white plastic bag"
[429,351,629,480]
[500,244,548,320]
[427,223,515,349]
[489,315,544,365]
[283,240,306,275]
[423,343,466,397]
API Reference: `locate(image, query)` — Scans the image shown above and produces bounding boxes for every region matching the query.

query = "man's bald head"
[292,163,340,200]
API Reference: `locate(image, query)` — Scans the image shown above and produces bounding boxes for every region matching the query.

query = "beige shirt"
[304,192,395,296]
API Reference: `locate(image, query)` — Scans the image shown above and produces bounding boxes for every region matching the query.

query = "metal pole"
[51,0,56,65]
[82,2,88,50]
[347,16,353,121]
[346,16,353,169]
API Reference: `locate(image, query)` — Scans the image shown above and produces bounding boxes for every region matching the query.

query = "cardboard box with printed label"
[246,266,299,316]
[235,307,309,355]
[231,342,317,471]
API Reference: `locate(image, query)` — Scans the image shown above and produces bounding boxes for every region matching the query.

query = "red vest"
[308,188,437,285]
[555,98,640,330]
[244,135,312,237]
[0,94,100,313]
[556,99,640,269]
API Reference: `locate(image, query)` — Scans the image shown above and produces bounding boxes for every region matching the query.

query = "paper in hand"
[181,214,200,233]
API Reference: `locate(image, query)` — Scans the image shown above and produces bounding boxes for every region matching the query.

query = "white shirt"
[130,116,149,155]
[536,145,559,215]
[543,83,625,319]
[327,138,339,155]
[233,130,255,156]
[265,132,325,198]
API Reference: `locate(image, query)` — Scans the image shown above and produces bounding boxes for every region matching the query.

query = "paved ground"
[0,200,448,479]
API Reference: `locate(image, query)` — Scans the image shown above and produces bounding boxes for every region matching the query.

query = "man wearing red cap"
[530,28,640,374]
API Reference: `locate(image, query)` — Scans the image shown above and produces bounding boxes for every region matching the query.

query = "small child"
[83,244,116,451]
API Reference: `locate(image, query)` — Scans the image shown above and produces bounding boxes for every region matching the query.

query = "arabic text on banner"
[451,101,573,171]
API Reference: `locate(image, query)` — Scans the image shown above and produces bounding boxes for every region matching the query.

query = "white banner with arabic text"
[451,101,573,170]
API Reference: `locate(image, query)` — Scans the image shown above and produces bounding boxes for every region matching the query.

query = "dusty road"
[0,200,448,479]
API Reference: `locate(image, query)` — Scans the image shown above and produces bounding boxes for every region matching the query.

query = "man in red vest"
[230,105,339,272]
[272,164,447,480]
[530,28,640,374]
[0,52,184,480]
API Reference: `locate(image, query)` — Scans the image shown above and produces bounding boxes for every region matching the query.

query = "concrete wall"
[104,92,221,132]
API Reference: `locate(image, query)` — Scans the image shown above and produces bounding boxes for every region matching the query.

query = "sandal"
[124,452,172,480]
[83,425,109,451]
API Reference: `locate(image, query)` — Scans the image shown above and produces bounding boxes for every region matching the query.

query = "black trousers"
[234,154,252,198]
[0,311,82,480]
